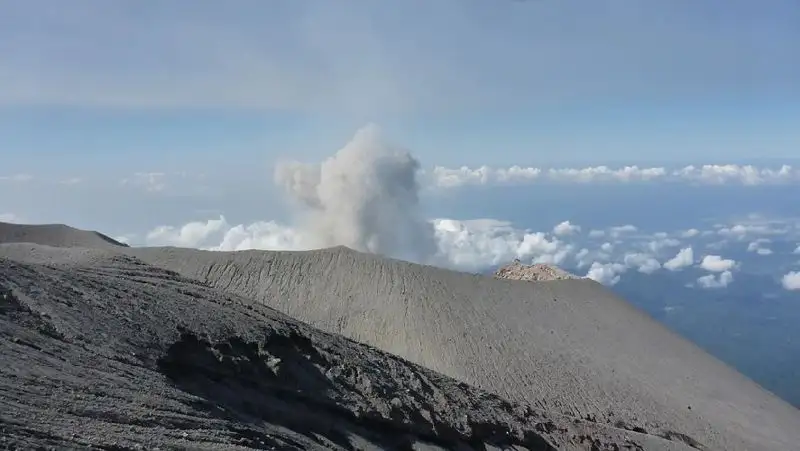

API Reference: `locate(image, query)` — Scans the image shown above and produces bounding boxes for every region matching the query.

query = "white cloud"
[647,237,680,253]
[574,248,591,267]
[699,255,736,273]
[705,240,728,251]
[718,224,756,238]
[716,217,791,239]
[609,224,638,237]
[623,252,661,274]
[681,228,701,238]
[546,166,667,183]
[495,166,543,183]
[673,164,797,185]
[747,238,773,255]
[211,221,307,252]
[0,174,33,183]
[145,216,228,248]
[588,229,605,238]
[697,270,734,289]
[141,215,575,273]
[432,218,571,271]
[125,211,791,288]
[431,166,491,188]
[121,172,168,193]
[553,220,581,236]
[664,247,694,271]
[748,238,771,249]
[144,213,746,285]
[114,235,133,245]
[430,164,674,188]
[782,272,800,291]
[428,164,800,188]
[794,245,800,254]
[585,262,627,286]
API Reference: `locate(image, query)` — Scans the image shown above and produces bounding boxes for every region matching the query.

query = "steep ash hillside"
[2,223,800,450]
[0,243,690,450]
[127,245,800,451]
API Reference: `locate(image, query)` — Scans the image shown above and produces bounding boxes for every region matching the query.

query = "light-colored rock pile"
[494,259,579,282]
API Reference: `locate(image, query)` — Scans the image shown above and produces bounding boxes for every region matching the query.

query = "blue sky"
[2,0,800,253]
[1,0,799,173]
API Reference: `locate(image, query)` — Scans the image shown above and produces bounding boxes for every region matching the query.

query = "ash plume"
[274,124,437,263]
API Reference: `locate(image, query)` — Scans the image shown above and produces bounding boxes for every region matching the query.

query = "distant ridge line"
[0,221,129,249]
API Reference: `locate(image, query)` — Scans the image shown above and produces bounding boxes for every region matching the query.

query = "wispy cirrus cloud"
[59,177,84,186]
[119,171,207,194]
[0,174,33,183]
[2,1,796,115]
[121,172,168,193]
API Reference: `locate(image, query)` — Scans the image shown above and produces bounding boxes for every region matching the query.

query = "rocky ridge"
[494,259,579,282]
[0,245,690,450]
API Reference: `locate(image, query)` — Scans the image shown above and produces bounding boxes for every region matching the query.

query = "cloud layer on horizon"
[133,211,800,295]
[429,164,800,188]
[7,162,800,199]
[126,196,800,294]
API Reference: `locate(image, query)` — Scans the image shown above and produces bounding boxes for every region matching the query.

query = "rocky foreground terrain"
[1,244,687,451]
[2,221,800,450]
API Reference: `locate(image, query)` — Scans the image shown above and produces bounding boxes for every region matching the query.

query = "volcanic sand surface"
[2,221,800,450]
[125,245,800,451]
[1,243,692,450]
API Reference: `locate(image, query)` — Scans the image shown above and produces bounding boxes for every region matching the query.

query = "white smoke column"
[274,124,437,263]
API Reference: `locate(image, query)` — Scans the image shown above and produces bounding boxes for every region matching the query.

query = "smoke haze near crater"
[274,124,438,263]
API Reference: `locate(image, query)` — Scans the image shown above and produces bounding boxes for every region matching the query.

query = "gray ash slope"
[0,244,689,451]
[128,247,800,451]
[2,222,800,450]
